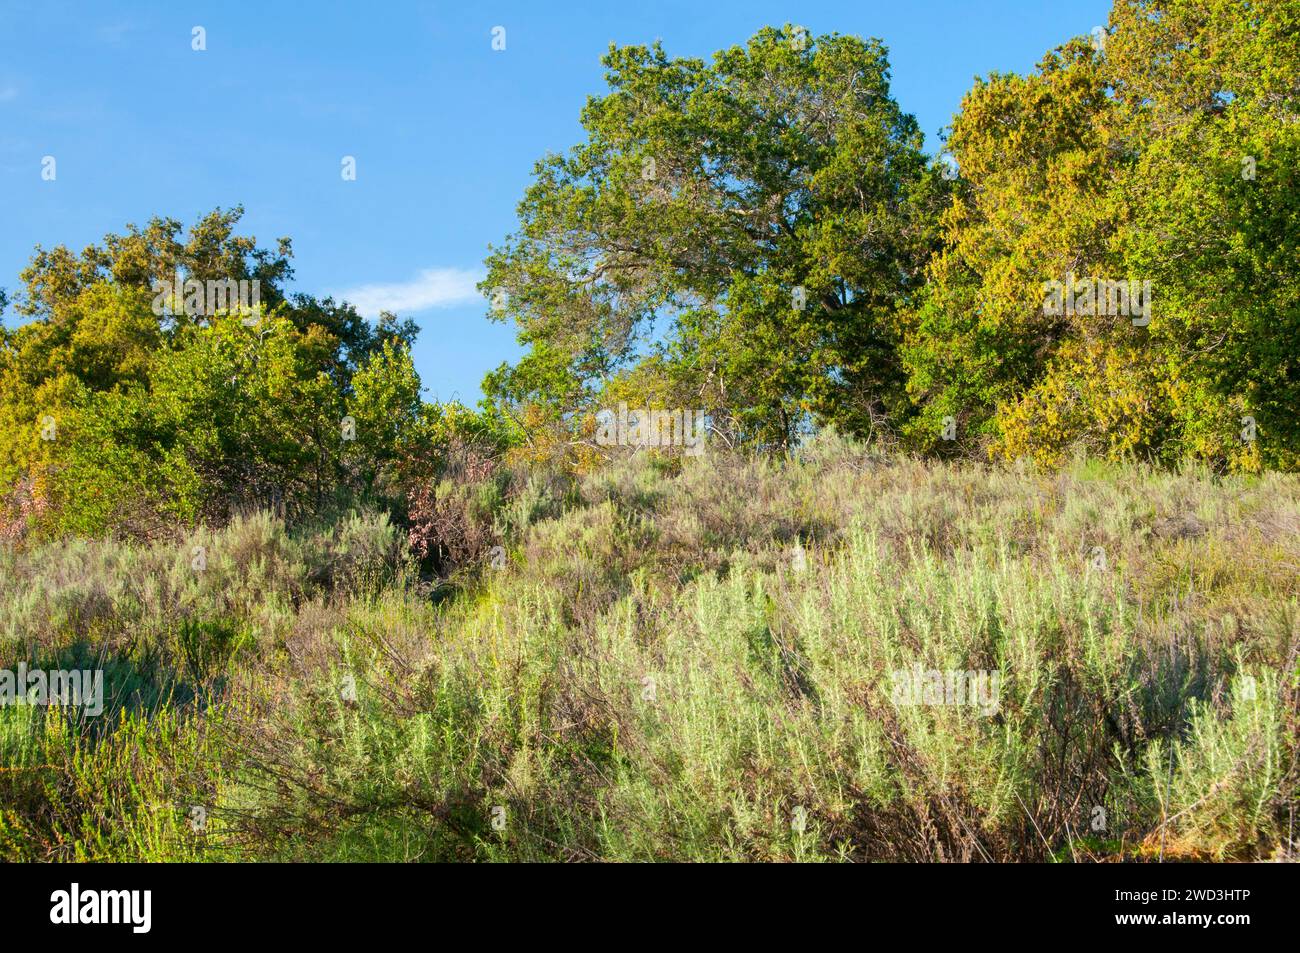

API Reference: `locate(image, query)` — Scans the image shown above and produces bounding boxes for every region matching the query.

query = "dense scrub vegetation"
[1,0,1297,861]
[1,442,1296,861]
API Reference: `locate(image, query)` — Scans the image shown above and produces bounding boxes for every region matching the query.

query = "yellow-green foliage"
[902,0,1300,471]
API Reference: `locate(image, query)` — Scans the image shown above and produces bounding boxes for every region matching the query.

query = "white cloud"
[336,267,483,319]
[96,22,136,44]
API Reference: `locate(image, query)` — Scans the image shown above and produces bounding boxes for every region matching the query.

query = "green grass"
[2,436,1297,861]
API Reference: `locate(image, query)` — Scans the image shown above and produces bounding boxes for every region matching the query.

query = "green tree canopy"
[483,25,949,448]
[903,0,1300,470]
[1,208,428,537]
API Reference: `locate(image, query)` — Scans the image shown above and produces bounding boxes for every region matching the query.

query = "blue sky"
[0,0,1110,404]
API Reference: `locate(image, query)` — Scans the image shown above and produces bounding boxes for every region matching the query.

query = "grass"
[2,434,1297,861]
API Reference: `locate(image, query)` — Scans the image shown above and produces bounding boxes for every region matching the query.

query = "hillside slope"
[2,437,1297,861]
